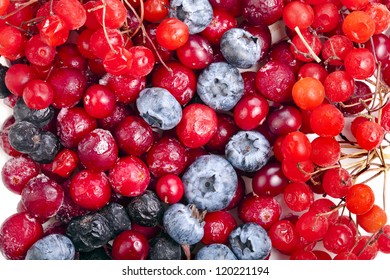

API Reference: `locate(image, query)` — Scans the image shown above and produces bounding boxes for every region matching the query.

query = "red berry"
[202,211,237,245]
[112,230,149,260]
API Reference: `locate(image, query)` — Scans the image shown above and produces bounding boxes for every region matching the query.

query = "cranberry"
[21,175,64,220]
[114,116,154,157]
[241,71,260,96]
[146,137,187,178]
[233,94,269,130]
[155,174,184,204]
[205,113,238,154]
[176,34,213,70]
[77,129,118,172]
[104,73,146,104]
[238,193,281,230]
[109,156,150,197]
[252,161,289,197]
[183,147,209,170]
[176,104,218,148]
[0,212,43,260]
[56,107,97,149]
[69,170,111,211]
[201,211,237,245]
[97,102,133,132]
[47,67,87,108]
[151,61,196,106]
[200,9,237,46]
[51,149,79,178]
[1,156,39,194]
[83,84,116,119]
[112,230,149,260]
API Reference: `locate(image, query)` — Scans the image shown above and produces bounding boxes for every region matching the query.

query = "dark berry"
[148,235,182,260]
[126,190,164,227]
[98,203,131,235]
[28,131,61,164]
[8,121,41,154]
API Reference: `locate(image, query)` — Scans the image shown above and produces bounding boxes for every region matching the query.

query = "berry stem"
[101,0,116,54]
[293,26,321,63]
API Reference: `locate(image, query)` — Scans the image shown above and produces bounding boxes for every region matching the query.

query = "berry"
[163,203,204,245]
[182,155,238,212]
[111,230,149,260]
[202,211,237,245]
[25,234,75,260]
[136,87,182,130]
[195,244,237,260]
[156,174,184,204]
[197,62,244,111]
[346,184,375,215]
[229,223,272,260]
[225,130,271,173]
[148,235,182,260]
[126,190,164,227]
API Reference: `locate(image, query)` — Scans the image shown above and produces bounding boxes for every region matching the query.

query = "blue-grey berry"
[25,234,75,260]
[197,62,244,111]
[220,28,261,69]
[169,0,213,34]
[225,130,271,172]
[182,154,237,211]
[229,223,271,260]
[136,87,182,130]
[195,244,237,260]
[163,203,204,245]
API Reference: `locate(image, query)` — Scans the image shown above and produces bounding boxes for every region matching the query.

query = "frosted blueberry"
[220,28,261,69]
[195,244,237,260]
[182,155,238,211]
[197,62,244,111]
[25,234,75,260]
[225,130,271,172]
[169,0,213,34]
[163,203,204,245]
[229,223,272,260]
[136,87,182,130]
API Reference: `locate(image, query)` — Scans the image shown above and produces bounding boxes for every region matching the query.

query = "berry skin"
[229,223,272,260]
[197,62,244,111]
[238,194,281,230]
[111,230,149,260]
[345,184,375,215]
[354,120,385,151]
[1,156,40,194]
[163,203,204,245]
[77,129,118,172]
[202,211,237,245]
[136,87,182,131]
[182,155,238,212]
[108,155,150,197]
[148,235,182,260]
[156,174,184,204]
[220,28,261,69]
[8,121,41,154]
[25,234,75,260]
[195,244,237,260]
[169,0,213,34]
[0,212,43,260]
[225,130,272,173]
[126,190,164,227]
[176,103,218,148]
[69,170,111,211]
[283,182,314,212]
[357,205,387,233]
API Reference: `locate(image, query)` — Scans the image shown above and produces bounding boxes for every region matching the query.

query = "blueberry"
[197,62,244,111]
[169,0,213,34]
[28,131,60,163]
[0,65,11,99]
[163,203,204,245]
[78,247,111,260]
[195,244,237,260]
[66,213,112,252]
[225,130,271,172]
[13,98,55,128]
[126,190,164,227]
[8,121,41,154]
[182,155,238,211]
[25,234,75,260]
[229,223,271,260]
[148,235,182,260]
[220,28,261,69]
[98,203,131,235]
[136,87,182,130]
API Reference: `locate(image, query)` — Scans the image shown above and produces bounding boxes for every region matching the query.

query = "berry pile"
[0,0,390,261]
